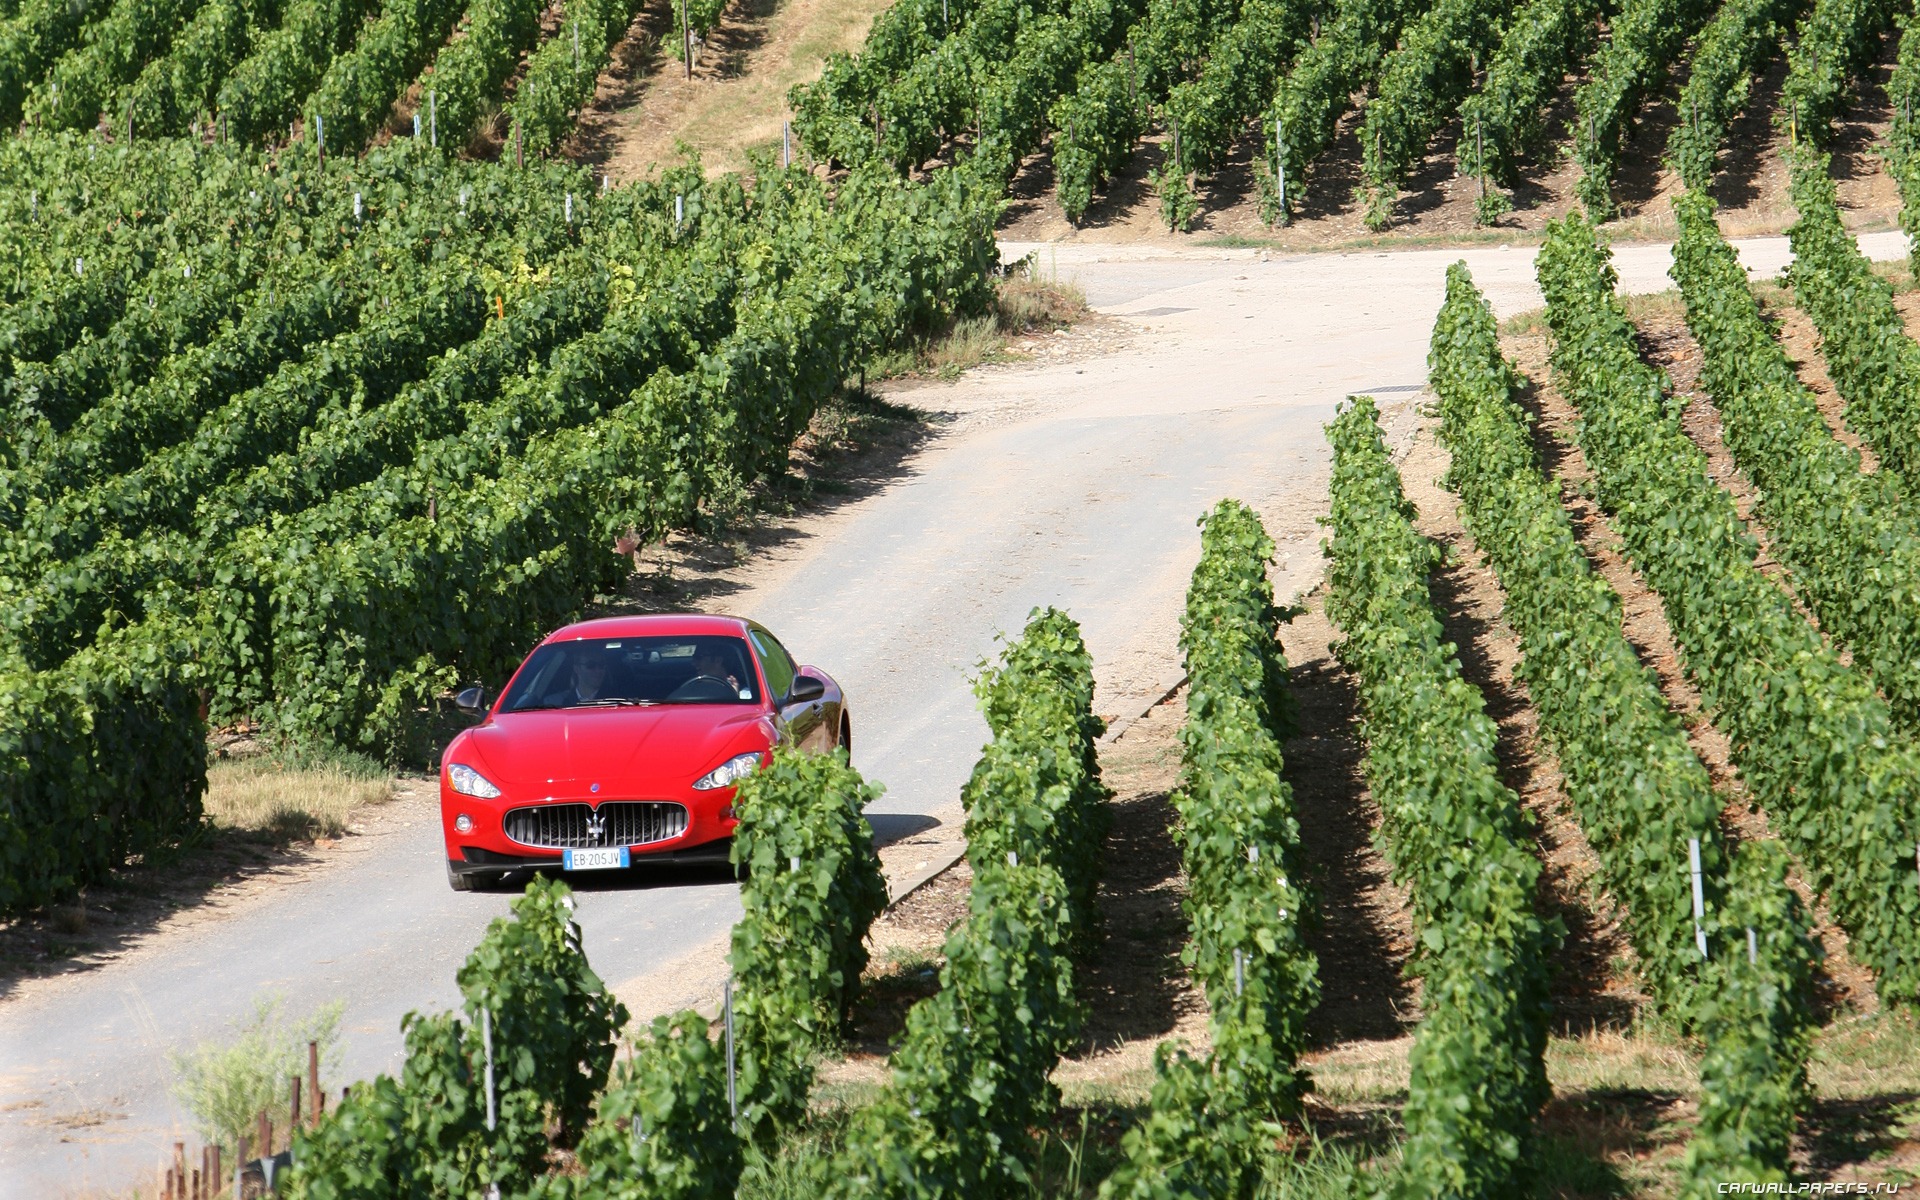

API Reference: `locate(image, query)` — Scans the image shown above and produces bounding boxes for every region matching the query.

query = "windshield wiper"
[570,697,658,708]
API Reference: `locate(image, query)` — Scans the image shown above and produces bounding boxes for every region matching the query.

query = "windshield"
[499,636,761,712]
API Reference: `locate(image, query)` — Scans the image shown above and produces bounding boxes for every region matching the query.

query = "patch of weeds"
[994,262,1089,333]
[734,1106,861,1198]
[1026,1108,1129,1198]
[170,994,345,1159]
[926,313,1003,378]
[1198,232,1284,249]
[1255,1130,1378,1200]
[1619,289,1686,327]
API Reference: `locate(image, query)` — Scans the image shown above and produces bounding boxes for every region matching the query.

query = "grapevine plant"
[728,748,888,1140]
[1665,0,1807,191]
[1326,396,1556,1200]
[0,130,1000,911]
[1456,0,1607,224]
[1102,499,1318,1199]
[1669,188,1920,738]
[286,877,628,1199]
[819,608,1107,1199]
[1784,153,1920,490]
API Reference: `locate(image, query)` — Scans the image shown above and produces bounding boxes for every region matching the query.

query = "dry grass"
[203,755,392,840]
[1501,289,1697,338]
[1305,1035,1415,1105]
[994,263,1091,332]
[1304,1027,1699,1110]
[868,267,1091,381]
[1547,1026,1697,1096]
[1811,1009,1920,1099]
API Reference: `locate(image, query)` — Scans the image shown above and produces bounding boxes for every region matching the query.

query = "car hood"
[460,705,772,790]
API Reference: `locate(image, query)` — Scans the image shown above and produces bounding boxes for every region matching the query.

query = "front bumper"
[441,787,739,876]
[447,840,735,879]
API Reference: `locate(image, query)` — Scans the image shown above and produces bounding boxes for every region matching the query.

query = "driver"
[561,646,613,705]
[693,645,741,692]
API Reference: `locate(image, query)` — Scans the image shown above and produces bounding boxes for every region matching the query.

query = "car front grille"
[502,802,689,850]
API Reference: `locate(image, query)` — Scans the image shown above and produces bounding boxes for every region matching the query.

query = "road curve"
[1,227,1903,1197]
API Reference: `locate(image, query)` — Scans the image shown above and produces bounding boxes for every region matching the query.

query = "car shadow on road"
[525,860,743,894]
[864,812,941,849]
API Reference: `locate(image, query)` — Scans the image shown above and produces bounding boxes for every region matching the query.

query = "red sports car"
[439,614,849,891]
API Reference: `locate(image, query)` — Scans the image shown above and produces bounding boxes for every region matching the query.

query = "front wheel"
[447,862,476,892]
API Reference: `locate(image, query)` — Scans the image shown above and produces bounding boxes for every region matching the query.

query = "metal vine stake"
[1274,114,1286,219]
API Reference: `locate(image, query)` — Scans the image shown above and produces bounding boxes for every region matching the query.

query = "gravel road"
[2,227,1902,1197]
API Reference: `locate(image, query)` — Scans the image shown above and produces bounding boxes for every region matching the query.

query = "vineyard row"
[796,0,1899,231]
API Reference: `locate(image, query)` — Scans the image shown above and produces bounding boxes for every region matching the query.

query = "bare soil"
[1280,595,1416,1051]
[567,0,896,180]
[823,691,1211,1102]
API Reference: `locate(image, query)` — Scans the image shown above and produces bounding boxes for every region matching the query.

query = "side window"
[750,630,796,701]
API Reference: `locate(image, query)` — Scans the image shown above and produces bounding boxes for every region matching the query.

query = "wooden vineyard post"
[1476,114,1485,205]
[681,0,692,79]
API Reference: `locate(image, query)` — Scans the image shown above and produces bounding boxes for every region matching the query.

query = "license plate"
[564,847,629,871]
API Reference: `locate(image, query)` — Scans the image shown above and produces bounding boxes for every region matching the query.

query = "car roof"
[539,614,753,644]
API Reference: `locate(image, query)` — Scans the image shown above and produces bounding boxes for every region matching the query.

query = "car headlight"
[692,752,762,791]
[447,763,502,798]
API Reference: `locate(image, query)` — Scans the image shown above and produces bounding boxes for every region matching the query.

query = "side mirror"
[454,686,487,715]
[786,675,826,704]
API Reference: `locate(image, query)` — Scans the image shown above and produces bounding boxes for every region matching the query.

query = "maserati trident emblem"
[587,812,606,844]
